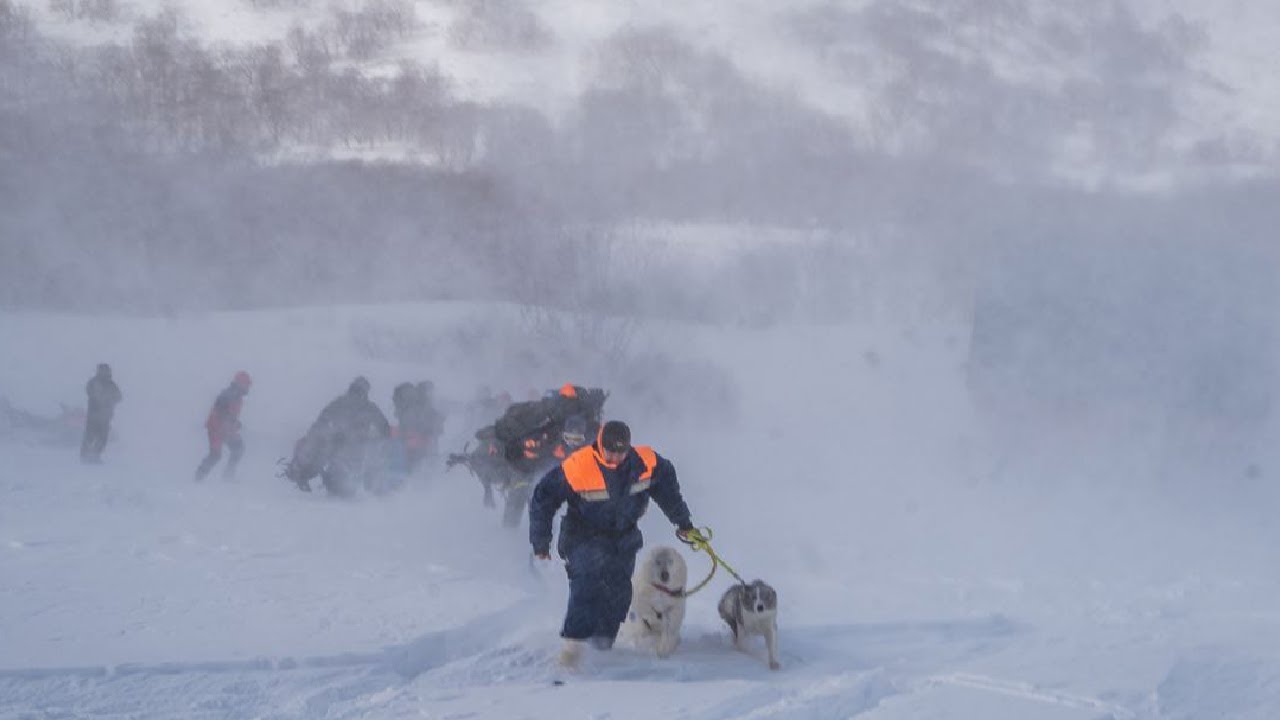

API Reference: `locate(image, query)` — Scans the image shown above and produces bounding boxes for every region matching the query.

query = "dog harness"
[561,445,657,501]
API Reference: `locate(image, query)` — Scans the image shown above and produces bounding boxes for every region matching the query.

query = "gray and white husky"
[717,580,781,670]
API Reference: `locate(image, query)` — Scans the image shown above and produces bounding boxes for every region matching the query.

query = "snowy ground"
[2,304,1279,719]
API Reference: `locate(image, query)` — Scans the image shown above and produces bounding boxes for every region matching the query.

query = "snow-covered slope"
[2,302,1279,718]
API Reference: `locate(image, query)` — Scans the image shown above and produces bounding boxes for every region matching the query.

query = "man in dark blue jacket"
[529,420,698,667]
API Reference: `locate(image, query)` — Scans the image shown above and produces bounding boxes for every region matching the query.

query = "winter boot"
[558,639,584,669]
[195,455,217,481]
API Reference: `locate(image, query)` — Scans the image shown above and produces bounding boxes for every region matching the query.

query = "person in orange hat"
[195,371,252,481]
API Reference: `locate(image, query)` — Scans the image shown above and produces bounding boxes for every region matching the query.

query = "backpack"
[577,387,608,424]
[493,399,557,447]
[550,387,608,428]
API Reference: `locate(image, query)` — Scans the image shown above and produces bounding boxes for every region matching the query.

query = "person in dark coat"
[195,371,252,481]
[390,381,445,473]
[80,363,122,463]
[284,376,391,495]
[390,381,421,473]
[528,420,698,667]
[316,376,391,442]
[391,382,417,426]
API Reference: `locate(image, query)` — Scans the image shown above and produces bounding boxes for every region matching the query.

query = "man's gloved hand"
[676,526,707,545]
[533,549,552,561]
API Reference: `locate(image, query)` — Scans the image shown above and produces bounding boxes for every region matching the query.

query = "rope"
[677,526,746,596]
[681,557,717,598]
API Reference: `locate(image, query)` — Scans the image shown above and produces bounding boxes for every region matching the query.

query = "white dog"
[717,580,781,670]
[621,545,688,657]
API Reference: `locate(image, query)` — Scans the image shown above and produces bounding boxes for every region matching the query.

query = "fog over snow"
[1,1,1279,718]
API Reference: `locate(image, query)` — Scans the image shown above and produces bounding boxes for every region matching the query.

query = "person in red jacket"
[195,371,251,481]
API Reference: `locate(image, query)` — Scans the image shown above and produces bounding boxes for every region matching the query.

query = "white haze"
[2,0,1280,717]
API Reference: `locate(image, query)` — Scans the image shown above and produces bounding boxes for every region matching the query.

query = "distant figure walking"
[195,371,252,481]
[80,363,122,464]
[281,376,392,495]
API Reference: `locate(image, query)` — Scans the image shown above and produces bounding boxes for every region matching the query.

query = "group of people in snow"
[72,363,254,475]
[65,362,706,670]
[68,365,446,493]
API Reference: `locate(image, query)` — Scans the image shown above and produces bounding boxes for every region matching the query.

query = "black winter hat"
[599,420,631,453]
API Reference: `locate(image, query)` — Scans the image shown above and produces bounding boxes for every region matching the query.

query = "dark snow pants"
[80,415,111,462]
[560,536,639,643]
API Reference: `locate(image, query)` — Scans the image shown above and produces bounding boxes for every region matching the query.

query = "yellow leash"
[677,526,746,597]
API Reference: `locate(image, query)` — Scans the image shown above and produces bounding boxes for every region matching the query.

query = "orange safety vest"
[561,445,657,502]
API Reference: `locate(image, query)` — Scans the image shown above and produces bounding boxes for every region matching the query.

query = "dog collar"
[650,582,684,598]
